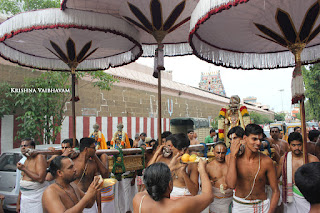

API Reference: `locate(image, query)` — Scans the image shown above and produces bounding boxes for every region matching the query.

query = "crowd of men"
[12,123,320,213]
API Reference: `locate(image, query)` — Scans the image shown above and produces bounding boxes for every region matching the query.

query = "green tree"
[1,71,116,144]
[274,112,286,121]
[211,116,219,130]
[302,64,320,121]
[250,112,273,125]
[0,0,59,15]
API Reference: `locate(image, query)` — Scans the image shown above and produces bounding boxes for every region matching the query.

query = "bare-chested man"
[227,124,280,213]
[16,138,48,213]
[277,132,319,213]
[307,130,320,160]
[206,142,232,213]
[269,127,289,160]
[148,133,199,199]
[188,130,199,145]
[42,156,101,213]
[72,137,109,213]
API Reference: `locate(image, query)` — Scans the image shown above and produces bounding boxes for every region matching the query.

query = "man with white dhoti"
[16,138,48,213]
[114,171,138,213]
[277,132,319,213]
[207,142,232,213]
[227,124,279,213]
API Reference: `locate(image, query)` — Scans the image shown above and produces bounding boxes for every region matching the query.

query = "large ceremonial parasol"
[189,0,320,163]
[61,0,199,143]
[0,8,142,145]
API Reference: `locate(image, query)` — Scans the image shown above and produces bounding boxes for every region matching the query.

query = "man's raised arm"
[226,140,240,189]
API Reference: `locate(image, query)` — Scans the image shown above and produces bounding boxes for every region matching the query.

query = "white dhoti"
[170,186,192,200]
[101,186,115,213]
[284,185,310,213]
[209,187,233,213]
[20,180,49,213]
[232,194,270,213]
[114,175,138,213]
[83,201,98,213]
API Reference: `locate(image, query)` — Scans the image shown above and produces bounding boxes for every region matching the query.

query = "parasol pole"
[156,43,164,145]
[71,67,77,147]
[290,44,308,164]
[300,98,308,164]
[158,64,162,144]
[153,32,166,145]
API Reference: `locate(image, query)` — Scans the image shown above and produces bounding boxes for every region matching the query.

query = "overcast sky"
[136,55,293,113]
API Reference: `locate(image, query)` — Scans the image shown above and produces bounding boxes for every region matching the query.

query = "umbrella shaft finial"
[288,43,306,63]
[70,64,78,74]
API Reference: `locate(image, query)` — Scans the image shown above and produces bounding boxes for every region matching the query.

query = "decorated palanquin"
[218,95,251,147]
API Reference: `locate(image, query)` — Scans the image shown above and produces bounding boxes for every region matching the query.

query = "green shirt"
[205,135,214,144]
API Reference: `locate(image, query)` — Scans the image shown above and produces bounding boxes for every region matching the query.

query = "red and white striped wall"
[0,115,170,153]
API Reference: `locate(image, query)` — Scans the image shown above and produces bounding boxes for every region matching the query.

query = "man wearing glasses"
[16,138,48,213]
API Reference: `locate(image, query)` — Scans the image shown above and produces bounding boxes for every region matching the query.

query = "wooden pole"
[158,68,162,145]
[71,71,76,148]
[300,99,308,164]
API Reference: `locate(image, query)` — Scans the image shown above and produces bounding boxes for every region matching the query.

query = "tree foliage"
[211,116,219,130]
[302,64,320,121]
[250,112,273,125]
[0,71,116,144]
[0,0,60,15]
[274,112,286,121]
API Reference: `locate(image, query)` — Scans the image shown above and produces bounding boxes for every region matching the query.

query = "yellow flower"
[241,109,248,116]
[219,133,224,139]
[219,111,226,117]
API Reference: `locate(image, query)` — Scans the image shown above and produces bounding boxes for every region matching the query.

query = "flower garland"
[240,106,249,117]
[218,108,227,141]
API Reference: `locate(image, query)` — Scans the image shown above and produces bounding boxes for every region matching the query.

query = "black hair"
[245,124,263,137]
[295,162,320,204]
[151,140,159,151]
[210,129,216,134]
[166,133,190,150]
[270,127,280,133]
[187,129,194,134]
[140,132,147,137]
[161,131,172,140]
[62,138,73,147]
[21,138,36,148]
[288,132,303,144]
[294,126,301,132]
[79,137,95,152]
[129,138,133,148]
[144,162,172,201]
[49,156,69,177]
[227,126,245,139]
[308,130,320,142]
[214,141,227,148]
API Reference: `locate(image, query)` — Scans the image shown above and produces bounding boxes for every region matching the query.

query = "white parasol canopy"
[0,8,142,145]
[189,0,320,70]
[0,8,142,71]
[61,0,198,57]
